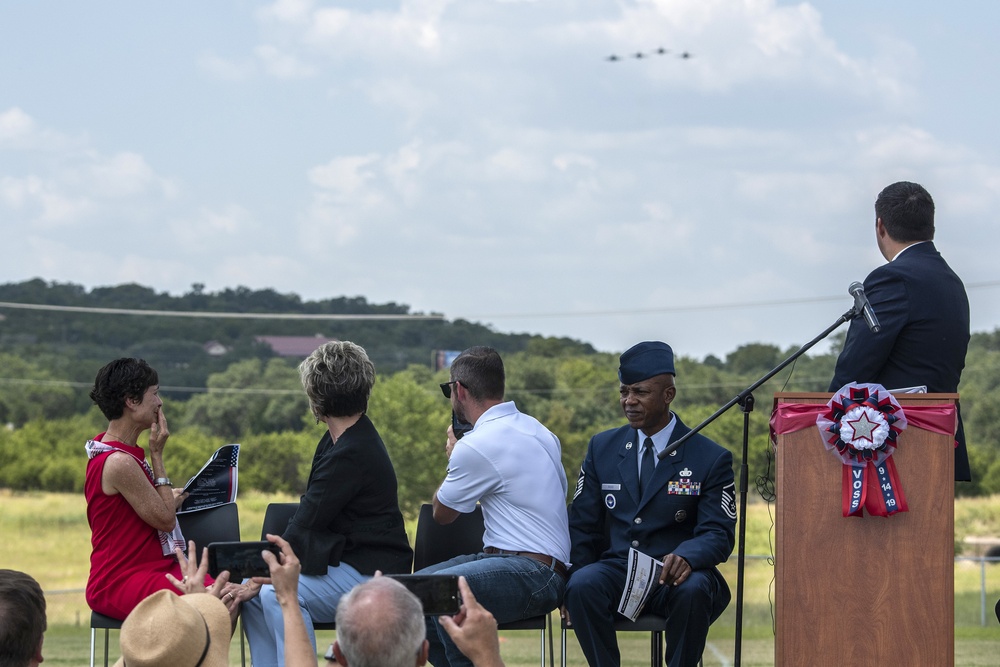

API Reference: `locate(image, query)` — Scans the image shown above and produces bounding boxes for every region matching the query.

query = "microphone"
[848,281,880,333]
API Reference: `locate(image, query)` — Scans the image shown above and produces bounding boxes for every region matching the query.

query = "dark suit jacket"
[569,415,736,609]
[284,414,413,575]
[829,241,971,480]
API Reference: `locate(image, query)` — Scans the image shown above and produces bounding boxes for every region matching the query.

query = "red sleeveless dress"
[85,438,182,620]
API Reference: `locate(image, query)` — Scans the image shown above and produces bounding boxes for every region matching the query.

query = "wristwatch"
[153,477,172,487]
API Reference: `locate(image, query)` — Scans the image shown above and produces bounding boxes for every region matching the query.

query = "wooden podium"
[773,392,956,667]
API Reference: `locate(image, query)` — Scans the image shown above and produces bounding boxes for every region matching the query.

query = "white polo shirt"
[436,401,571,563]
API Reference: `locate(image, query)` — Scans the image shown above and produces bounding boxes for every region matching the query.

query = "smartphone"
[387,574,461,615]
[207,541,281,580]
[452,411,474,440]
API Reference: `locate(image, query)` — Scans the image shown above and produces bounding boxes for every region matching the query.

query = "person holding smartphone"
[254,534,505,667]
[227,341,413,667]
[421,346,570,667]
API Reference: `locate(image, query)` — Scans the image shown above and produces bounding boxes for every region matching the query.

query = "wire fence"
[42,555,1000,629]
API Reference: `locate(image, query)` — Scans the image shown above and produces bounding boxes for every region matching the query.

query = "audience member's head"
[114,590,230,667]
[450,346,505,402]
[89,357,159,420]
[0,569,46,667]
[299,341,377,419]
[332,577,428,667]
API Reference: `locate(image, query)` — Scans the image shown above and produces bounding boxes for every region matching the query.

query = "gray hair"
[298,341,376,419]
[335,578,425,667]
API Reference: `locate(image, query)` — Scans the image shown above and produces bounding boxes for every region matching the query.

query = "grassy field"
[3,489,999,666]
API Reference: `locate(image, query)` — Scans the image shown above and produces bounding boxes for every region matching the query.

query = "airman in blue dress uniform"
[565,341,737,667]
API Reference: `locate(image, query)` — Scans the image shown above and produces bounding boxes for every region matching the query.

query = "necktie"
[639,437,656,496]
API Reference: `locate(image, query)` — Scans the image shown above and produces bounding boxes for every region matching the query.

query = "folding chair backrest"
[260,502,299,539]
[412,503,485,571]
[178,502,241,552]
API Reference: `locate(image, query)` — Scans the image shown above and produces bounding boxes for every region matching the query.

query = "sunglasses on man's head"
[440,380,459,399]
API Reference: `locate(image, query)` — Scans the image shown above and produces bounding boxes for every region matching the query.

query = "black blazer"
[829,242,971,480]
[284,414,413,575]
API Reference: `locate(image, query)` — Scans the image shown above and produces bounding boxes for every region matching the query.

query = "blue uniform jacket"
[569,415,736,576]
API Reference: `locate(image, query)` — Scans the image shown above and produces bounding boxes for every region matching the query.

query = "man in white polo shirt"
[419,346,570,667]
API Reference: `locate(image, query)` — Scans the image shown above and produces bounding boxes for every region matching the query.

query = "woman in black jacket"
[230,341,412,667]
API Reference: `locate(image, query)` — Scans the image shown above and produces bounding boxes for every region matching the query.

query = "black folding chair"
[560,614,669,667]
[259,502,298,539]
[413,503,550,666]
[180,501,242,551]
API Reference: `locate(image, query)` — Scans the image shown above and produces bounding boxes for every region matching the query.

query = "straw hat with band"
[114,590,230,667]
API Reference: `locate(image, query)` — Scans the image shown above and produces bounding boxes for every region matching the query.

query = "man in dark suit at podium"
[565,341,736,667]
[829,180,971,481]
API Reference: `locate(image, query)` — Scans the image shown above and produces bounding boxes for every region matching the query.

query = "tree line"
[0,278,594,393]
[1,278,999,511]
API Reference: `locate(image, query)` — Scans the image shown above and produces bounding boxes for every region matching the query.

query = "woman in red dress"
[85,358,193,620]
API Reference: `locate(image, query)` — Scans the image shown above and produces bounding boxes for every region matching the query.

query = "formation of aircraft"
[606,48,692,62]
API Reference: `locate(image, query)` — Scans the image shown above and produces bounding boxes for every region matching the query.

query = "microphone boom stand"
[657,305,861,667]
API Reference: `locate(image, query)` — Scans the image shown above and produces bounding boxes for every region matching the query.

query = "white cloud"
[166,205,253,251]
[0,107,35,144]
[484,147,546,182]
[5,1,1000,358]
[551,0,906,105]
[311,1,448,53]
[0,107,79,152]
[255,43,317,78]
[308,154,381,195]
[87,152,176,199]
[301,191,377,249]
[364,78,440,124]
[198,53,256,81]
[0,111,175,229]
[0,174,94,225]
[859,126,972,166]
[0,174,37,208]
[253,0,451,66]
[384,141,424,204]
[553,153,597,171]
[259,0,316,24]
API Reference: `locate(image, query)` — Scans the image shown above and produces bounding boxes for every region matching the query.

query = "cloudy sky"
[2,0,998,360]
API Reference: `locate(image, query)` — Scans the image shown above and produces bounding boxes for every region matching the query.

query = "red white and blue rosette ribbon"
[816,383,909,517]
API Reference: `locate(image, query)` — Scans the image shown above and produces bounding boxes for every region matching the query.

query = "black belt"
[483,546,567,579]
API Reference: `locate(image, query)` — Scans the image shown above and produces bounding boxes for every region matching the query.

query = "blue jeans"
[419,553,565,667]
[241,562,365,667]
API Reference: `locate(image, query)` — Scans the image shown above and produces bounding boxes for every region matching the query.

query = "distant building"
[256,335,339,358]
[433,350,463,371]
[203,340,229,356]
